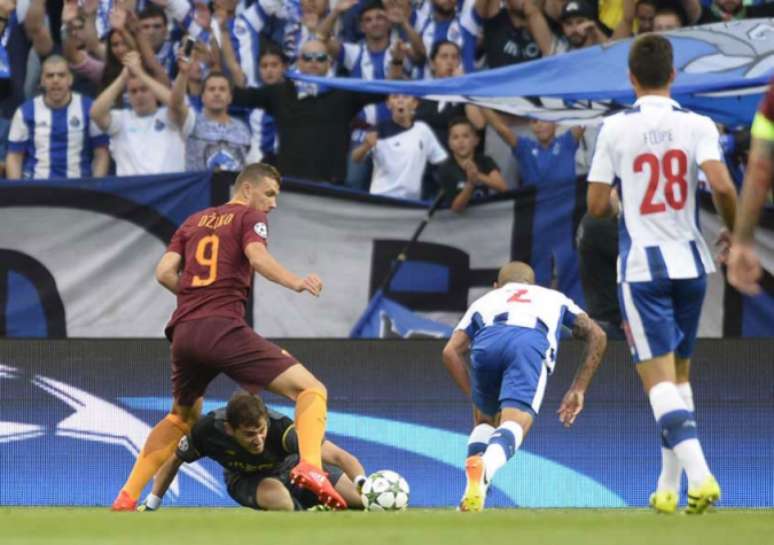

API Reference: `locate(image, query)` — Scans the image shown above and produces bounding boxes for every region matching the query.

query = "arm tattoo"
[570,314,606,391]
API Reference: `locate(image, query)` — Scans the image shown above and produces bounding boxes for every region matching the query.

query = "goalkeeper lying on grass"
[139,391,365,511]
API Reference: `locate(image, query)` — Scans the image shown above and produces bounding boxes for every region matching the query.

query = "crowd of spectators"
[0,0,762,201]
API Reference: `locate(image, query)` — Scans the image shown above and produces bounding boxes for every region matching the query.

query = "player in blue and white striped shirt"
[443,261,606,511]
[587,34,737,514]
[6,56,109,179]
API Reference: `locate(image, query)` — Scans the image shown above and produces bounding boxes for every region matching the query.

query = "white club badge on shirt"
[254,222,268,239]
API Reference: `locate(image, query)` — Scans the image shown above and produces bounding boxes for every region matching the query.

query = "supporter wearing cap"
[559,0,607,50]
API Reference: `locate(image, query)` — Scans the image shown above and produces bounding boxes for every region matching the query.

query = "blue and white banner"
[0,172,211,337]
[1,174,771,338]
[293,20,774,126]
[350,289,454,339]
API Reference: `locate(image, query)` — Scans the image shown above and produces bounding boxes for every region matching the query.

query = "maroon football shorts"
[170,317,297,406]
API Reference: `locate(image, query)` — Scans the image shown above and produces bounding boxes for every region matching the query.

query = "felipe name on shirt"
[643,128,673,145]
[197,212,235,230]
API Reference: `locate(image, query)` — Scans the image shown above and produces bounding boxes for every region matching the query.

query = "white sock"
[482,421,524,483]
[467,423,495,457]
[649,382,710,490]
[655,382,696,493]
[677,383,695,412]
[144,493,162,510]
[673,440,711,490]
[657,447,681,494]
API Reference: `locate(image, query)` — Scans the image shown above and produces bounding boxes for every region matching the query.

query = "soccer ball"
[360,470,410,511]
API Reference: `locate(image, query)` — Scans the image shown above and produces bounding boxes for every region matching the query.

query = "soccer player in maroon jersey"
[112,163,348,511]
[728,81,774,295]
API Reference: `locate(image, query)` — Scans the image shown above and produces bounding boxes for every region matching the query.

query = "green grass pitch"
[2,508,773,545]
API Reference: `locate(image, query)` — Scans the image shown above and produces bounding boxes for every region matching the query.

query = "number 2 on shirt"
[635,149,688,215]
[508,289,531,303]
[192,234,219,287]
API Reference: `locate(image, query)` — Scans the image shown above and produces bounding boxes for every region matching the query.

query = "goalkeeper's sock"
[482,421,524,483]
[467,423,495,457]
[144,494,162,511]
[121,414,190,500]
[295,388,327,469]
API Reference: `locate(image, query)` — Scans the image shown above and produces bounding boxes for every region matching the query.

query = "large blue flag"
[294,19,773,126]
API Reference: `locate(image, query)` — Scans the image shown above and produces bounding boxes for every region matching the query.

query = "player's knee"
[165,413,193,435]
[301,381,327,400]
[255,479,294,511]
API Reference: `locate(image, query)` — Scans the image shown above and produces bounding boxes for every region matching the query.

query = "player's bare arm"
[155,251,183,294]
[147,453,184,503]
[736,137,774,243]
[442,330,472,398]
[245,242,322,296]
[557,313,606,428]
[321,440,366,481]
[586,182,615,219]
[699,160,737,264]
[700,159,737,232]
[728,136,773,294]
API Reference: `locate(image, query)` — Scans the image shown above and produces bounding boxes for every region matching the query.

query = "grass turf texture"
[2,508,772,545]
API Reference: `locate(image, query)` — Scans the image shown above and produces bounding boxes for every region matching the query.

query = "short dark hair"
[635,0,657,10]
[236,162,282,186]
[138,4,167,26]
[259,41,287,64]
[430,40,461,61]
[360,0,385,19]
[628,33,673,89]
[226,391,269,429]
[448,116,476,132]
[202,71,233,93]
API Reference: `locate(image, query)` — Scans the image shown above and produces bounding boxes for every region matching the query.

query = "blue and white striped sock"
[482,421,524,483]
[467,423,495,457]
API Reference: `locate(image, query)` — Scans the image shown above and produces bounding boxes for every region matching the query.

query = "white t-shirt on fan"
[107,106,195,176]
[369,120,448,201]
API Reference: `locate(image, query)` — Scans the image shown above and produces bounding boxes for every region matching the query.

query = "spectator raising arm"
[91,65,129,130]
[216,13,247,88]
[80,0,104,57]
[385,0,426,64]
[314,0,358,59]
[524,0,555,57]
[25,0,53,56]
[612,0,635,39]
[124,7,171,86]
[483,108,519,148]
[475,0,501,20]
[169,56,192,131]
[124,50,172,104]
[62,2,90,68]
